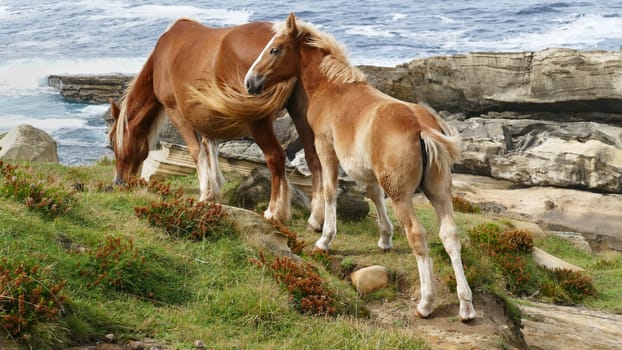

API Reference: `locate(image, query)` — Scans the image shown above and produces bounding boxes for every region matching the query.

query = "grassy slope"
[0,161,429,350]
[1,160,620,349]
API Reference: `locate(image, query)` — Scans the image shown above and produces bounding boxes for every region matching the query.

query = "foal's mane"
[273,20,366,84]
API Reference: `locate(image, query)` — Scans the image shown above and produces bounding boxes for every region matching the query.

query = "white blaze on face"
[244,34,277,86]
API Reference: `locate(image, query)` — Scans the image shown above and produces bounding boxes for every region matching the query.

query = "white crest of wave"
[0,117,85,132]
[346,25,395,38]
[83,1,252,26]
[453,14,622,52]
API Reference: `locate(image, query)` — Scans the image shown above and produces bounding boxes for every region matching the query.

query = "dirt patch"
[364,290,525,350]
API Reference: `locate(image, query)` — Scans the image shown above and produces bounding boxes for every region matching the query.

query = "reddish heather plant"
[135,198,233,241]
[251,251,335,316]
[0,259,66,339]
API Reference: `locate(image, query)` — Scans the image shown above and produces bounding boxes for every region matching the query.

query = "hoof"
[414,307,432,319]
[459,302,477,322]
[315,237,331,251]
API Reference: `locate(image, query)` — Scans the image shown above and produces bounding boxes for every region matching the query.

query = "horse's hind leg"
[421,169,476,321]
[250,118,291,222]
[391,196,435,318]
[366,182,393,250]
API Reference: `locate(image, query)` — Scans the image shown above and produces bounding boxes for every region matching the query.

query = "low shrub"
[78,235,191,304]
[251,252,335,316]
[270,219,306,255]
[135,198,234,241]
[0,258,67,341]
[467,223,596,303]
[452,195,480,214]
[0,160,73,217]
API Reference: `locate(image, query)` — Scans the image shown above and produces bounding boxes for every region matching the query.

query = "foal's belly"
[339,155,376,184]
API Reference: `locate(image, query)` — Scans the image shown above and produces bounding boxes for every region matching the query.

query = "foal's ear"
[286,12,298,37]
[109,98,120,121]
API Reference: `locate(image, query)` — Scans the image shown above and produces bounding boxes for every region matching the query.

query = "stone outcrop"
[361,48,622,116]
[48,74,133,104]
[448,113,622,193]
[0,125,58,163]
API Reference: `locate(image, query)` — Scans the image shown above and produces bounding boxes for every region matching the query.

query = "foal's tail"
[418,105,461,176]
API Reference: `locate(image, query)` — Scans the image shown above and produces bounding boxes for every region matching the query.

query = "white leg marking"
[439,215,476,320]
[415,253,435,318]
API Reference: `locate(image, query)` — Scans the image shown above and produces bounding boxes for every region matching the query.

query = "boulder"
[231,166,311,211]
[350,265,391,296]
[0,125,58,163]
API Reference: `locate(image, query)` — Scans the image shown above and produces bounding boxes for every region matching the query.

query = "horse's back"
[151,19,275,106]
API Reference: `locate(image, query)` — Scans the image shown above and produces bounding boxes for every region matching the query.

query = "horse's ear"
[109,98,120,121]
[286,12,298,37]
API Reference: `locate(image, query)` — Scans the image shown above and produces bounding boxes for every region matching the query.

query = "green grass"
[0,160,430,349]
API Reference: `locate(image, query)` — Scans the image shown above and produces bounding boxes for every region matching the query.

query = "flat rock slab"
[519,302,622,350]
[452,174,622,251]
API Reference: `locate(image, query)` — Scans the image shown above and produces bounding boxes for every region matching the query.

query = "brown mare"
[245,13,476,321]
[108,18,323,223]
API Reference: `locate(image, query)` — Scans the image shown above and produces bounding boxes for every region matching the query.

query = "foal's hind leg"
[366,182,394,250]
[421,170,476,321]
[391,196,436,318]
[250,118,291,222]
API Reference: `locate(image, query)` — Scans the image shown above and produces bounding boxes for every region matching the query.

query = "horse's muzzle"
[113,174,125,186]
[245,74,265,95]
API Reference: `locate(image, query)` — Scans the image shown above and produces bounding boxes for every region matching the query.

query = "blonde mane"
[273,20,366,84]
[111,76,165,152]
[111,77,136,152]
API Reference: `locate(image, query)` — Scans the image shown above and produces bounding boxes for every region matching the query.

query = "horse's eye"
[270,47,281,56]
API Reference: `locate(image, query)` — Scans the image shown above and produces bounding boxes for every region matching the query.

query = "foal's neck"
[298,47,333,100]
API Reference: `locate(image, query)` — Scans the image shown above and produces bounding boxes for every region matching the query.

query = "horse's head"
[108,98,149,185]
[245,13,301,95]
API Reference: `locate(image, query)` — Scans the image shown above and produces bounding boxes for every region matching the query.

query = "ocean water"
[1,0,621,165]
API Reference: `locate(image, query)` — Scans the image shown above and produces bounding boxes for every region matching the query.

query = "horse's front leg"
[165,108,219,202]
[250,118,291,222]
[287,81,324,231]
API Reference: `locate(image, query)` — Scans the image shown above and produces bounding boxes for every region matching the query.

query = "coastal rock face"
[449,114,622,193]
[0,125,58,163]
[360,48,622,116]
[48,74,133,104]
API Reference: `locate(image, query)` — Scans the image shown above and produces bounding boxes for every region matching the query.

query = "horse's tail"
[418,105,461,176]
[186,76,297,134]
[113,51,165,152]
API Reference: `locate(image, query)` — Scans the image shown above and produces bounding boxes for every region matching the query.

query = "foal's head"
[108,99,149,185]
[245,13,302,95]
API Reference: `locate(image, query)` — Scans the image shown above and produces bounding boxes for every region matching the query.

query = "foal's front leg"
[314,142,340,251]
